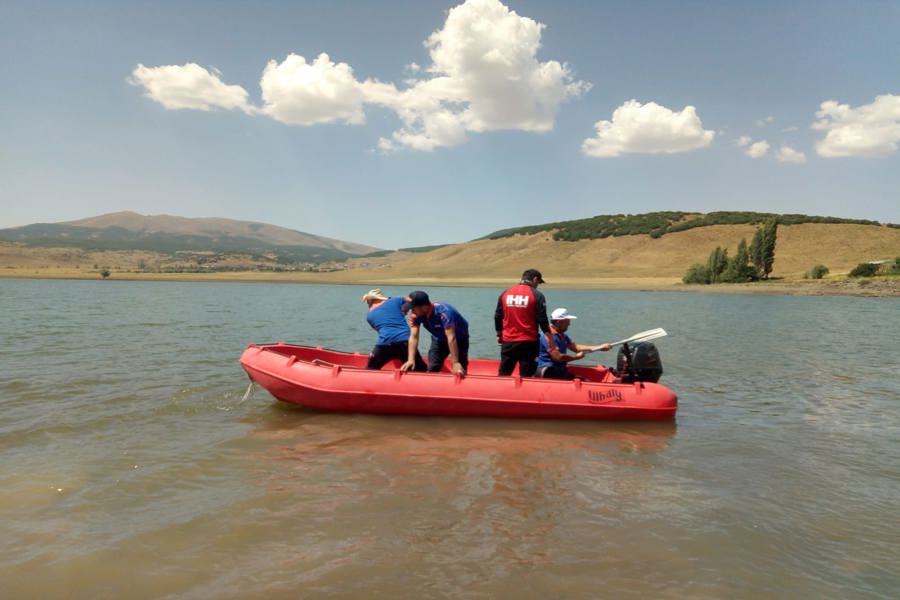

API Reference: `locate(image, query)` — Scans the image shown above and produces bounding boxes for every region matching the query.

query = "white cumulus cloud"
[129,63,253,113]
[581,100,715,157]
[746,140,770,158]
[736,135,752,147]
[813,94,900,157]
[776,145,806,163]
[130,0,588,152]
[377,0,590,151]
[259,53,397,126]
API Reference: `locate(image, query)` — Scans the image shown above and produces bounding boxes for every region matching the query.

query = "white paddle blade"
[627,330,668,344]
[610,328,667,347]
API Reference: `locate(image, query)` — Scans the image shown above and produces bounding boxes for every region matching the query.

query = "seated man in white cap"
[536,308,611,379]
[362,288,426,371]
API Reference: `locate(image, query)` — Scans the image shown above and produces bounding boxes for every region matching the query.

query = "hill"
[0,211,381,267]
[329,222,900,286]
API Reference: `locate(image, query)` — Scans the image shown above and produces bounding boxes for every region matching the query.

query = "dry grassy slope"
[0,245,275,271]
[337,223,900,281]
[0,245,160,270]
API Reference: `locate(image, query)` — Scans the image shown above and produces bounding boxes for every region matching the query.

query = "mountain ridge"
[0,211,382,260]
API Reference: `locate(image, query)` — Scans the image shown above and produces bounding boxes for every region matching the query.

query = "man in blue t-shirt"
[363,289,426,371]
[537,308,611,379]
[400,290,469,376]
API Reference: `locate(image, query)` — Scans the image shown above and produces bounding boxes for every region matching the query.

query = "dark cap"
[521,269,545,284]
[401,290,430,310]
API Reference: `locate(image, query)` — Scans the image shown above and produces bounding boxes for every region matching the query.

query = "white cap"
[551,307,577,321]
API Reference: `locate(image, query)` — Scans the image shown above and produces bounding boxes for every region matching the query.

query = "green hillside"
[484,212,896,242]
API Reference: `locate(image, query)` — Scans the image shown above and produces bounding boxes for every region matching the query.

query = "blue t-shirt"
[537,328,572,368]
[412,302,469,342]
[366,297,410,345]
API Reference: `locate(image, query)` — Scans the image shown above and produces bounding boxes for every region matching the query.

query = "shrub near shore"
[804,265,830,279]
[849,258,900,278]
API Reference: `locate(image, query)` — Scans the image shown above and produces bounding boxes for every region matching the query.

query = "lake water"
[1,279,898,599]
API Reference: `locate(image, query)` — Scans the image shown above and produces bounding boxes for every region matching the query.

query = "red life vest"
[499,283,539,342]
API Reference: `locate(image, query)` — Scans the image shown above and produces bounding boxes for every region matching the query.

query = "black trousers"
[498,341,540,377]
[536,364,575,380]
[366,342,426,371]
[427,337,469,372]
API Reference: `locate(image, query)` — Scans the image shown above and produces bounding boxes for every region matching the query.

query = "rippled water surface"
[1,279,898,599]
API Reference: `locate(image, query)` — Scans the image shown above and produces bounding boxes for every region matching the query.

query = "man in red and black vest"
[494,268,551,377]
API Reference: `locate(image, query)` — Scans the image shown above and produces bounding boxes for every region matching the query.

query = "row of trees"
[486,212,687,241]
[486,211,891,242]
[667,211,880,234]
[683,219,778,284]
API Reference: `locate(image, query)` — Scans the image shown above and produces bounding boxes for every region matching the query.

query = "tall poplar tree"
[750,227,765,278]
[750,218,778,280]
[707,246,728,283]
[760,218,777,279]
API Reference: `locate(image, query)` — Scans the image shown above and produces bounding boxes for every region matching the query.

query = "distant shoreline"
[2,269,897,297]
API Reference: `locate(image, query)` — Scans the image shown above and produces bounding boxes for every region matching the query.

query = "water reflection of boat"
[249,416,678,538]
[250,411,676,463]
[240,344,677,421]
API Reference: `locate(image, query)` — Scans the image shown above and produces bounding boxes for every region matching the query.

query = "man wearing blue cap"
[401,291,469,376]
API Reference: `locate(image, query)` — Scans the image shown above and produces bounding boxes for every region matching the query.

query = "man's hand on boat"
[400,359,466,377]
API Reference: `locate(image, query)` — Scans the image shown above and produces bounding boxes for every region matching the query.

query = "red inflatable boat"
[239,343,677,421]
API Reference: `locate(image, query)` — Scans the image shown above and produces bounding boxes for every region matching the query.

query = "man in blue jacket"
[363,288,426,371]
[400,290,469,376]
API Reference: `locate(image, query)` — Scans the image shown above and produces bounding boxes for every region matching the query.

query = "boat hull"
[239,344,677,421]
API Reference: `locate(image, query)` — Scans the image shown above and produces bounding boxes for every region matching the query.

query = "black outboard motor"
[617,341,663,383]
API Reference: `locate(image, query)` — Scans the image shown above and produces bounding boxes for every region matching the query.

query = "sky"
[1,0,899,249]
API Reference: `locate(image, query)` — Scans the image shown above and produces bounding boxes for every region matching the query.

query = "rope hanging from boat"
[238,380,256,404]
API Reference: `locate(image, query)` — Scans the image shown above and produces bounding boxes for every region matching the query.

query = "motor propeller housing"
[616,341,663,383]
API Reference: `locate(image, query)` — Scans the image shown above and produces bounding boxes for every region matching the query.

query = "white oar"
[586,328,667,353]
[610,327,667,346]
